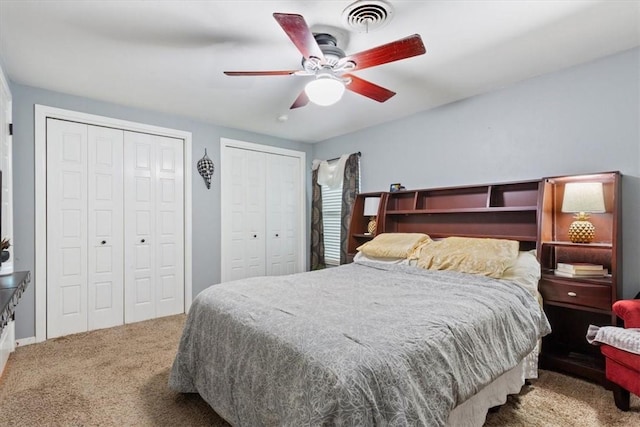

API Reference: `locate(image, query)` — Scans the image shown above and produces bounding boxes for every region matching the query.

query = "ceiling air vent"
[341,0,394,33]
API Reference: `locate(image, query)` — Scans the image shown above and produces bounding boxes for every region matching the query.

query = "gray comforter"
[169,261,550,426]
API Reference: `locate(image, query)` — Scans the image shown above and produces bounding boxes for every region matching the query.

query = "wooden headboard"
[348,179,542,259]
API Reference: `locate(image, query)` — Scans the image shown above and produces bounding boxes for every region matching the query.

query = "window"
[321,184,342,266]
[321,158,360,266]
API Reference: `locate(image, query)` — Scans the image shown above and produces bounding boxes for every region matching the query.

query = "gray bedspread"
[169,261,550,426]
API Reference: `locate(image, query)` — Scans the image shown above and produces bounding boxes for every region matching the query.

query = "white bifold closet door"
[47,120,124,337]
[47,119,184,338]
[265,153,300,276]
[124,131,184,323]
[228,148,266,280]
[222,145,301,282]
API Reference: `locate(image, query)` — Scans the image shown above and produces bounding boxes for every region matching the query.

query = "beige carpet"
[0,314,638,426]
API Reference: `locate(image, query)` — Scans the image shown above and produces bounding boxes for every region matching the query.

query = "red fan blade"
[290,90,310,109]
[342,34,426,72]
[344,74,396,102]
[273,13,324,60]
[224,70,298,76]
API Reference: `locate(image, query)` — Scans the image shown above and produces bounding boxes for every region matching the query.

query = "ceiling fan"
[224,13,426,109]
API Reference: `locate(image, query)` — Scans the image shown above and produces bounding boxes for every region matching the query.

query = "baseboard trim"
[15,336,36,347]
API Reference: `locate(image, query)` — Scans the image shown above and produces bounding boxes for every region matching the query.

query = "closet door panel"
[124,132,156,323]
[87,125,124,331]
[225,149,246,281]
[282,156,301,274]
[245,150,266,278]
[223,148,266,281]
[266,154,300,276]
[265,154,284,276]
[46,119,88,338]
[155,136,184,317]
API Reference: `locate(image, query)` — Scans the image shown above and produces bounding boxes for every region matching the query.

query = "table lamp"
[363,197,380,235]
[561,182,605,243]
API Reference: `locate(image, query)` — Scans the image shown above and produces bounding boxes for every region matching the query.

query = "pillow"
[357,233,431,259]
[500,250,541,296]
[353,251,409,265]
[415,236,519,278]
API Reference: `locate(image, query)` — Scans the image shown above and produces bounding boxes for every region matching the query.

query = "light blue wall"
[10,83,312,339]
[313,47,640,298]
[8,47,640,338]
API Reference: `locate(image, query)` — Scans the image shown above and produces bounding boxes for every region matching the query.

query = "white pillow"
[353,251,409,265]
[499,250,541,297]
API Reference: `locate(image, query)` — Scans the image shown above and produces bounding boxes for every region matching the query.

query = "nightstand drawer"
[539,279,611,311]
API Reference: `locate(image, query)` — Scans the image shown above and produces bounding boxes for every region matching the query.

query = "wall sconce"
[561,182,605,243]
[363,197,381,235]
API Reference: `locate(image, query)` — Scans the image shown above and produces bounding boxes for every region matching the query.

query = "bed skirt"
[447,359,526,426]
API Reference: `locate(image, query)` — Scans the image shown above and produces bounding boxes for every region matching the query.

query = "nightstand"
[538,172,621,385]
[538,263,614,383]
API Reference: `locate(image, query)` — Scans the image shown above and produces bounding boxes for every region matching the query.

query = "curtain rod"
[327,152,361,162]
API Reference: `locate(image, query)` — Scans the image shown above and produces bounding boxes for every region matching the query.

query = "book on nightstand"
[556,262,604,272]
[554,265,608,278]
[555,262,607,277]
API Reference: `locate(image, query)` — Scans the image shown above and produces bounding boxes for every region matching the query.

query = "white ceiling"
[1,1,638,143]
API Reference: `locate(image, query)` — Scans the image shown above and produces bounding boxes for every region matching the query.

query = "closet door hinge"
[8,123,12,136]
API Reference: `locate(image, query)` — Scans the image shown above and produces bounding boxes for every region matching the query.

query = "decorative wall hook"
[197,148,215,189]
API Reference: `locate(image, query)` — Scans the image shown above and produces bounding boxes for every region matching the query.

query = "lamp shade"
[305,75,345,106]
[363,197,380,216]
[561,182,606,213]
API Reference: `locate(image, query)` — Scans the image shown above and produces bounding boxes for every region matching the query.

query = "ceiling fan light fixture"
[305,75,345,106]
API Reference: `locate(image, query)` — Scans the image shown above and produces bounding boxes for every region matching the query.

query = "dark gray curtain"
[310,168,326,270]
[340,153,360,264]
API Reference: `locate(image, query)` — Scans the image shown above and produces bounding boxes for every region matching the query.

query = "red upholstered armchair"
[601,299,640,411]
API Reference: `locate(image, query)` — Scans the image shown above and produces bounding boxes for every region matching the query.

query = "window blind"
[321,184,342,266]
[320,156,360,266]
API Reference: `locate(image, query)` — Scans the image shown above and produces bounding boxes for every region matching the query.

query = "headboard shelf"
[348,178,543,258]
[489,182,541,207]
[416,188,489,210]
[425,232,538,241]
[384,179,541,211]
[543,241,612,249]
[385,192,417,211]
[386,206,538,215]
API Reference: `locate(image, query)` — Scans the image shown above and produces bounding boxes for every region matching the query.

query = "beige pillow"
[415,236,519,278]
[357,233,431,259]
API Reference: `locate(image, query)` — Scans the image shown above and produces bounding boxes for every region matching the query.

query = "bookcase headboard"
[348,179,542,260]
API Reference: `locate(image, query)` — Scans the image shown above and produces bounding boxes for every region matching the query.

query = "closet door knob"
[101,240,106,245]
[275,233,279,237]
[253,234,257,238]
[141,239,146,243]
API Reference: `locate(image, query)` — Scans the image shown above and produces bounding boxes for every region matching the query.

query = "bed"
[170,180,551,426]
[170,243,549,425]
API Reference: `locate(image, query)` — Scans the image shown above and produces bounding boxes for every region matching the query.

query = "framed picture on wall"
[390,183,404,192]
